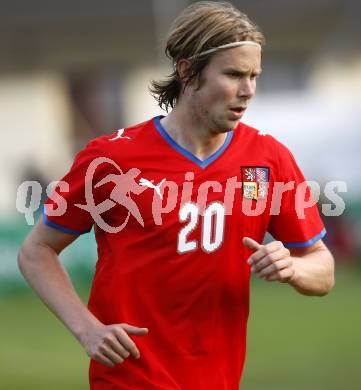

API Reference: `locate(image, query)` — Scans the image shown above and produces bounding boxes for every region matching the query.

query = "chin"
[225,117,241,130]
[213,125,237,134]
[211,116,241,134]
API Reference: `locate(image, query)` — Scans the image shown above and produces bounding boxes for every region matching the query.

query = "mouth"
[229,106,246,118]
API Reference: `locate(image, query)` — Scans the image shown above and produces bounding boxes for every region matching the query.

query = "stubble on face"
[187,45,262,135]
[188,78,237,136]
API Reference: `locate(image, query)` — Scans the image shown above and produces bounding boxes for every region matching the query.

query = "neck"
[160,105,228,162]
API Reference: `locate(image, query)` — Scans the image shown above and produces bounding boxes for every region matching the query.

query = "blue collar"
[153,116,233,169]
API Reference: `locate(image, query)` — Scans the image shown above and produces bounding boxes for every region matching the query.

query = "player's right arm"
[18,219,148,367]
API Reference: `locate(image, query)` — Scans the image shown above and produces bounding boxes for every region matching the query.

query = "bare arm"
[18,219,148,367]
[18,219,96,338]
[243,237,335,296]
[287,241,335,296]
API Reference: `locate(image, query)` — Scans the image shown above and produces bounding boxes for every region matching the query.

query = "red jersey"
[44,116,325,389]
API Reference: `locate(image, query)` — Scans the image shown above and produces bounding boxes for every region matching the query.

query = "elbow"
[316,287,332,297]
[295,265,335,297]
[316,250,335,297]
[319,272,335,296]
[17,245,28,276]
[315,261,335,297]
[18,240,36,276]
[324,253,336,295]
[300,279,334,297]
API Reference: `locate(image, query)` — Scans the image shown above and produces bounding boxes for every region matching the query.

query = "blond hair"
[150,1,265,112]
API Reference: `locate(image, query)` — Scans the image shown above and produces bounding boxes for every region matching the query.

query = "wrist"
[72,313,102,344]
[287,256,301,287]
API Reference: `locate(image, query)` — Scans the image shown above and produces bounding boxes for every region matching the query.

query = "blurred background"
[0,0,360,389]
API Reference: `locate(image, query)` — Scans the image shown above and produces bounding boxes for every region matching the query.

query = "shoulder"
[237,121,292,156]
[236,122,300,180]
[80,117,155,158]
[237,122,288,150]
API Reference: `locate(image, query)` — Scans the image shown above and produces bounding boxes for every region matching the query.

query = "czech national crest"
[241,166,270,200]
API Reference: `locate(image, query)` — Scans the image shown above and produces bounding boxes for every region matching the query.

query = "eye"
[226,72,241,78]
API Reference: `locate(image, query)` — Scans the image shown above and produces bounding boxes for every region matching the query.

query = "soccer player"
[18,2,335,389]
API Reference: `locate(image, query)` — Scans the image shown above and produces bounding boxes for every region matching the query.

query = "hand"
[79,321,149,367]
[243,237,295,283]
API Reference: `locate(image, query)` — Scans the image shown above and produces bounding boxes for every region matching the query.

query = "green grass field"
[242,266,361,390]
[0,266,360,390]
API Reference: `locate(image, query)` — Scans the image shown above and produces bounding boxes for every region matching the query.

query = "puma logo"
[139,178,166,199]
[109,129,131,141]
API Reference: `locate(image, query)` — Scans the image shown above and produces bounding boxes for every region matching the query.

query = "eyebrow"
[224,68,262,76]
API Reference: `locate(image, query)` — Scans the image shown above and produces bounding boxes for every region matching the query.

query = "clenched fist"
[243,237,295,283]
[79,322,149,368]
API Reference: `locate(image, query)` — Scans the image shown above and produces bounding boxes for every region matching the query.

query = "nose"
[237,77,256,99]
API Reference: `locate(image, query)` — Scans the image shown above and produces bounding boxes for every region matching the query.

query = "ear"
[176,59,191,82]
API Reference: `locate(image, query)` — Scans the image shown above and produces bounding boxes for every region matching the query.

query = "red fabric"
[44,117,325,389]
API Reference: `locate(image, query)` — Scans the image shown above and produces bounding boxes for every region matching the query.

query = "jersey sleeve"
[43,139,105,235]
[267,141,326,248]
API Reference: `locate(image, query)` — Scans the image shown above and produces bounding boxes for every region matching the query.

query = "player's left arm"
[243,237,335,296]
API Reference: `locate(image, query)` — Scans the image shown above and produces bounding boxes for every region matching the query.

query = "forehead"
[208,45,262,71]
